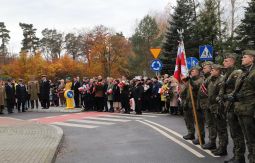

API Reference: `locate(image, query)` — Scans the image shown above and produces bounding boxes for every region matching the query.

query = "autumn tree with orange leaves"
[1,25,134,81]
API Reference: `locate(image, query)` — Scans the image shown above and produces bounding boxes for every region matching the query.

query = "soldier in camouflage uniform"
[192,61,213,145]
[219,54,245,163]
[229,50,255,163]
[206,64,228,156]
[182,66,203,140]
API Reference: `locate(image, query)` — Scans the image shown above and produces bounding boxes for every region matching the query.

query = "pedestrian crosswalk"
[46,113,160,129]
[68,119,115,125]
[53,122,98,128]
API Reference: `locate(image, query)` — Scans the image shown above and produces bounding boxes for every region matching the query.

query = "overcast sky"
[0,0,171,53]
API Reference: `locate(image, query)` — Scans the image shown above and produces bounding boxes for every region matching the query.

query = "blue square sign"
[199,45,213,61]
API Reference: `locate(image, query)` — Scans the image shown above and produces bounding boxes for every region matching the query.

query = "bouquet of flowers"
[96,82,103,86]
[107,88,113,95]
[118,81,125,88]
[78,87,85,92]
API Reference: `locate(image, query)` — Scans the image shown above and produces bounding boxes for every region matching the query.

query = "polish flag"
[173,41,189,82]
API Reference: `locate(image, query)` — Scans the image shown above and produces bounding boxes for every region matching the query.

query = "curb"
[49,125,64,163]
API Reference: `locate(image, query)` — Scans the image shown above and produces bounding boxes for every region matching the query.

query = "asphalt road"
[4,110,238,163]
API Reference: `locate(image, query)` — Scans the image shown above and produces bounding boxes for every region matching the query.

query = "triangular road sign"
[150,48,161,59]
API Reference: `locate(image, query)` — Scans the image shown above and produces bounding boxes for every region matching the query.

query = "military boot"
[212,146,227,156]
[202,142,216,150]
[183,134,195,140]
[192,138,205,145]
[224,156,246,163]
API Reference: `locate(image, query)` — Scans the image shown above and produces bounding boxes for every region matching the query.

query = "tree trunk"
[230,0,236,41]
[217,0,223,52]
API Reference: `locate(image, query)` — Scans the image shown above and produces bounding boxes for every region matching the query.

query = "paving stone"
[0,117,63,163]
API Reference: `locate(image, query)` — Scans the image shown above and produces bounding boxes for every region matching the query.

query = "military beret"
[212,64,223,70]
[201,61,213,67]
[224,53,237,60]
[242,50,255,57]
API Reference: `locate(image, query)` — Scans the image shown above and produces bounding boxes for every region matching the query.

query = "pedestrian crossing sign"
[199,45,213,61]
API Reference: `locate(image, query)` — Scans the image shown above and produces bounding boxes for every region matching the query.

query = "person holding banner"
[173,29,208,146]
[182,66,203,141]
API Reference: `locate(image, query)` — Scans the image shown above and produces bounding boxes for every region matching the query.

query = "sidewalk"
[0,117,63,163]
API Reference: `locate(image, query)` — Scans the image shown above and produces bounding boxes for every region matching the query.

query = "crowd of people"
[0,49,254,163]
[0,73,181,115]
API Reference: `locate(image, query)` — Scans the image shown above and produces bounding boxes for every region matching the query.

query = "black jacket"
[40,80,50,99]
[113,84,121,102]
[133,83,144,100]
[5,83,15,100]
[16,84,27,102]
[72,81,81,95]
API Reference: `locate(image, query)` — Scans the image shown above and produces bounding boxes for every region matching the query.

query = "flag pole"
[177,29,203,146]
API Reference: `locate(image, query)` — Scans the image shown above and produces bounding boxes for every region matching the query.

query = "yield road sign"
[150,48,161,59]
[199,45,213,61]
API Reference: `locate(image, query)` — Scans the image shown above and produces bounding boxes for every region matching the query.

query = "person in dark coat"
[120,81,130,114]
[143,79,153,112]
[72,77,81,108]
[39,75,50,109]
[113,80,121,112]
[16,79,27,112]
[94,76,105,112]
[5,79,15,113]
[152,77,162,112]
[133,79,144,115]
[103,79,108,112]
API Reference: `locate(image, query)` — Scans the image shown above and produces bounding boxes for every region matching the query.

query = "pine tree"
[0,22,10,56]
[161,0,198,75]
[40,28,63,60]
[19,23,39,55]
[236,0,255,50]
[65,33,83,60]
[196,0,220,49]
[129,15,160,76]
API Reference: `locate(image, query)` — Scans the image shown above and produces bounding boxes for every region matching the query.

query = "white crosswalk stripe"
[85,117,130,122]
[102,115,143,120]
[68,119,115,125]
[53,122,98,128]
[112,113,156,118]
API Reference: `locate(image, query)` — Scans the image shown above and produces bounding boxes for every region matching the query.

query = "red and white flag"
[173,41,189,82]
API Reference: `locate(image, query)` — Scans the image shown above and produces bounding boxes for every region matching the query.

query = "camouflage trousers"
[205,109,217,143]
[210,112,228,148]
[183,107,205,137]
[237,115,255,163]
[227,111,245,160]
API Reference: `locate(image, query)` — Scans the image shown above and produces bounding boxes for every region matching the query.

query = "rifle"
[224,64,253,111]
